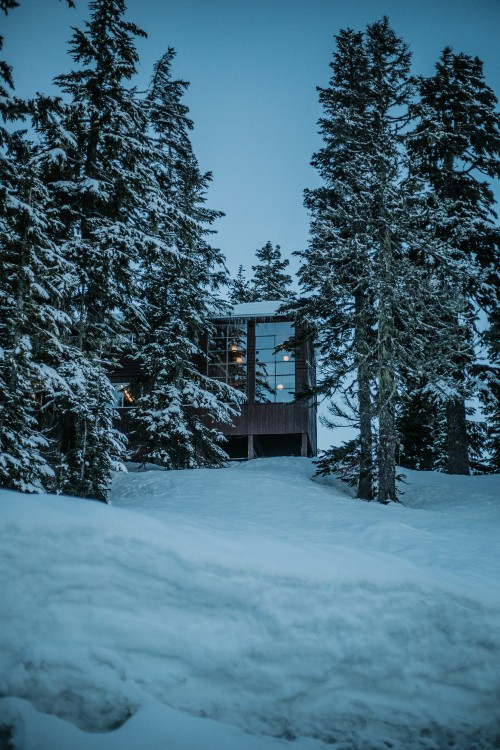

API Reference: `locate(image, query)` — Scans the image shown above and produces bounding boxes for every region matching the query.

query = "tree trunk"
[377,230,397,504]
[355,292,373,500]
[358,369,374,499]
[377,368,397,503]
[446,397,470,474]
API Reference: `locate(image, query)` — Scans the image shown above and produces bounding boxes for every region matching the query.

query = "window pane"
[256,350,275,365]
[255,378,275,403]
[112,383,135,408]
[209,351,226,365]
[275,323,294,346]
[275,375,295,403]
[276,374,295,389]
[256,323,276,335]
[228,366,247,391]
[255,335,274,350]
[112,384,125,408]
[228,348,246,364]
[207,322,247,397]
[228,363,246,378]
[209,338,227,354]
[276,361,295,376]
[255,360,272,380]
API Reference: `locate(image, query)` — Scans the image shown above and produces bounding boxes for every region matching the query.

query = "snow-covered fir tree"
[0,3,74,493]
[409,48,500,474]
[0,125,76,492]
[131,50,242,469]
[396,384,446,471]
[228,265,254,304]
[482,310,500,471]
[33,0,149,497]
[298,18,476,502]
[299,27,376,499]
[250,241,294,301]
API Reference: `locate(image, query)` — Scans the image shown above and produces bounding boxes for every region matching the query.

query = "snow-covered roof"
[222,300,291,319]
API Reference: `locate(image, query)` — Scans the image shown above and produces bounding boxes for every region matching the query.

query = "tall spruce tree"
[0,129,76,492]
[299,18,474,502]
[33,0,149,498]
[481,309,500,471]
[299,27,376,499]
[0,1,76,493]
[250,241,294,301]
[409,48,500,474]
[132,50,241,469]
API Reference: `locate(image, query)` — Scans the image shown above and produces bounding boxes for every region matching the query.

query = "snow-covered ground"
[0,457,499,750]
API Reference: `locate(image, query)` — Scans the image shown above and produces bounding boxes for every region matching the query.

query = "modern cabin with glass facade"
[207,301,317,460]
[109,301,317,461]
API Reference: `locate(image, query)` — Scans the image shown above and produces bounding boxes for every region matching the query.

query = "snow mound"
[1,458,499,749]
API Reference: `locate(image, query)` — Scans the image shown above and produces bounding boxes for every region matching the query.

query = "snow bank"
[1,458,499,749]
[228,300,287,318]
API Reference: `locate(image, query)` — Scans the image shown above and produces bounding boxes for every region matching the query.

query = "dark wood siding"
[222,402,309,436]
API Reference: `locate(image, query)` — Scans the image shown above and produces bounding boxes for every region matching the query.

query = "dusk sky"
[4,0,500,283]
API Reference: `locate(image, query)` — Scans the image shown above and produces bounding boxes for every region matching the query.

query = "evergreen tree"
[132,50,241,469]
[34,0,147,496]
[299,18,474,502]
[300,22,417,501]
[250,241,294,301]
[50,352,126,500]
[299,27,375,499]
[229,265,254,304]
[0,130,75,492]
[409,48,500,474]
[482,311,500,470]
[396,385,445,471]
[0,0,76,493]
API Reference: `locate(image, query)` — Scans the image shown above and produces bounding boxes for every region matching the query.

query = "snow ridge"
[1,458,499,749]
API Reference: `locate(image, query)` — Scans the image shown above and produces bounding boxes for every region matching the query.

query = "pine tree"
[482,311,500,470]
[132,50,241,469]
[250,241,294,301]
[409,48,500,474]
[0,1,76,493]
[34,0,147,496]
[299,18,475,502]
[0,129,75,492]
[229,265,255,304]
[396,385,445,470]
[299,27,376,499]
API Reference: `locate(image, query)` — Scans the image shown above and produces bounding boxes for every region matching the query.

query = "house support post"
[301,433,308,457]
[248,434,254,460]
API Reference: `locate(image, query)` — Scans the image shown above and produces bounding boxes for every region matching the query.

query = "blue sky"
[4,0,500,281]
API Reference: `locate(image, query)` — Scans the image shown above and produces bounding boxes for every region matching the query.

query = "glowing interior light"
[283,355,289,361]
[235,356,243,363]
[230,344,238,351]
[277,383,284,390]
[123,388,134,404]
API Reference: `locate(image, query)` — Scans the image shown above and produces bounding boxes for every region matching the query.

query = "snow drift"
[0,457,499,749]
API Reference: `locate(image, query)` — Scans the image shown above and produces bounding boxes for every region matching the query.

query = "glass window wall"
[255,322,295,403]
[207,322,247,395]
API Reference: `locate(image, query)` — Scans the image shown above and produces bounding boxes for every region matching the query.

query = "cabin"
[205,301,317,460]
[110,300,317,461]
